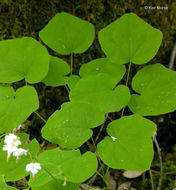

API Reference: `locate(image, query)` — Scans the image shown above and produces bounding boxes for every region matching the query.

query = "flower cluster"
[2,133,27,162]
[2,133,41,179]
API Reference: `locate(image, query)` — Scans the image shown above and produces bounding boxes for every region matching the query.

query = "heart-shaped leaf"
[29,148,97,184]
[128,64,176,116]
[79,58,126,86]
[42,101,105,148]
[70,74,131,113]
[97,114,156,171]
[42,56,70,87]
[99,13,162,65]
[0,85,39,132]
[39,12,95,55]
[0,37,49,83]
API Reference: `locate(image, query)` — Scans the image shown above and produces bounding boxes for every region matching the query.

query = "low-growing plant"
[0,12,174,190]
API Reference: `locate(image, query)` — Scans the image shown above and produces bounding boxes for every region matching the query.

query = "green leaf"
[97,114,156,171]
[39,12,95,55]
[30,179,58,190]
[0,138,39,181]
[29,148,97,185]
[66,75,80,90]
[79,58,126,86]
[70,74,131,113]
[0,85,39,132]
[128,64,176,116]
[42,56,70,87]
[99,13,162,65]
[0,37,49,83]
[17,133,29,143]
[31,179,79,190]
[42,101,104,148]
[25,138,39,158]
[0,85,14,101]
[0,175,17,189]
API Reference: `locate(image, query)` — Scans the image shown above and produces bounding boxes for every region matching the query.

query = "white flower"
[4,133,21,147]
[13,148,28,160]
[111,136,117,141]
[26,162,41,179]
[3,133,21,162]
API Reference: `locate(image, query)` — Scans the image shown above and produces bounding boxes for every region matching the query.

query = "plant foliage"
[0,12,174,189]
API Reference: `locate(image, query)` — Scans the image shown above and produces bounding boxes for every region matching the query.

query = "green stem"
[96,171,110,190]
[65,85,70,93]
[98,158,105,176]
[91,137,103,170]
[121,107,125,117]
[121,62,132,117]
[34,111,46,123]
[125,62,132,86]
[70,53,73,75]
[149,169,155,190]
[105,166,109,177]
[91,136,96,150]
[28,152,33,162]
[91,137,105,175]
